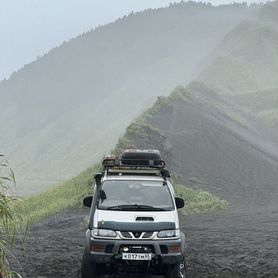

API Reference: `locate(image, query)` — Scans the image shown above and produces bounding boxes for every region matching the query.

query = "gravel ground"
[12,206,278,278]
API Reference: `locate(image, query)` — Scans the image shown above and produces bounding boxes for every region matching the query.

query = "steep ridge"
[0,2,254,195]
[119,82,278,211]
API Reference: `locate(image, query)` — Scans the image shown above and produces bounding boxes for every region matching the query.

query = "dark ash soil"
[184,208,278,278]
[13,206,278,278]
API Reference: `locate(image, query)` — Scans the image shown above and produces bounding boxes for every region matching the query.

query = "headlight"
[92,228,117,238]
[157,229,180,238]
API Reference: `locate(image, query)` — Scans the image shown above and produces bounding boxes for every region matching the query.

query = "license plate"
[122,253,152,260]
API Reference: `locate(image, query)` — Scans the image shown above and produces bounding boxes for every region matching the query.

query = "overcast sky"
[0,0,267,81]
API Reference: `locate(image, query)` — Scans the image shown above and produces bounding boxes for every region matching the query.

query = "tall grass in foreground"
[0,155,27,278]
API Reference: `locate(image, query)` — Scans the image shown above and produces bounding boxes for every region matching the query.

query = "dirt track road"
[184,208,278,278]
[13,206,278,278]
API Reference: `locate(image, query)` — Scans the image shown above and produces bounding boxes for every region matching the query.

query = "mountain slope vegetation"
[198,1,278,96]
[230,87,278,126]
[0,2,255,195]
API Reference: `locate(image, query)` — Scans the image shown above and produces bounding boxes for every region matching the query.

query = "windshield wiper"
[105,204,168,211]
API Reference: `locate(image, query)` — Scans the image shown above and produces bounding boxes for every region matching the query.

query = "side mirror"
[175,197,185,209]
[83,196,93,207]
[94,173,102,186]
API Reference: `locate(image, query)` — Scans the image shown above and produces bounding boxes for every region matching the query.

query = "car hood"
[93,209,179,231]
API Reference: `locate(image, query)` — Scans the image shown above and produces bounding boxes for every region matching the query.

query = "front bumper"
[86,230,184,265]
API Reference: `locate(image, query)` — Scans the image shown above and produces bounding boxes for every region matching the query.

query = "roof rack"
[106,167,161,176]
[102,149,170,178]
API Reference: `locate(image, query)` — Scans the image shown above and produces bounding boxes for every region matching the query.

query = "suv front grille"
[119,231,154,240]
[142,232,154,238]
[121,232,132,238]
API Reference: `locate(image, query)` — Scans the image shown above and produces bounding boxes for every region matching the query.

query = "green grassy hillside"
[22,165,99,223]
[116,81,278,210]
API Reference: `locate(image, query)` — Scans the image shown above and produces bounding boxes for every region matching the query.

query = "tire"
[167,256,186,278]
[81,247,99,278]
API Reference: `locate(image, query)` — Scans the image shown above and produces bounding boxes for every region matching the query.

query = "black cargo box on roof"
[102,149,165,169]
[121,149,163,167]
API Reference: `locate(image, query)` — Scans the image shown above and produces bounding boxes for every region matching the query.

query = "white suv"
[81,150,186,278]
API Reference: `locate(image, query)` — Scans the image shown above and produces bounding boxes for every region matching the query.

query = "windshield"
[97,180,174,211]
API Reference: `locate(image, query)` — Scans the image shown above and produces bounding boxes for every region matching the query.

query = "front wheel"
[81,247,99,278]
[167,257,186,278]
